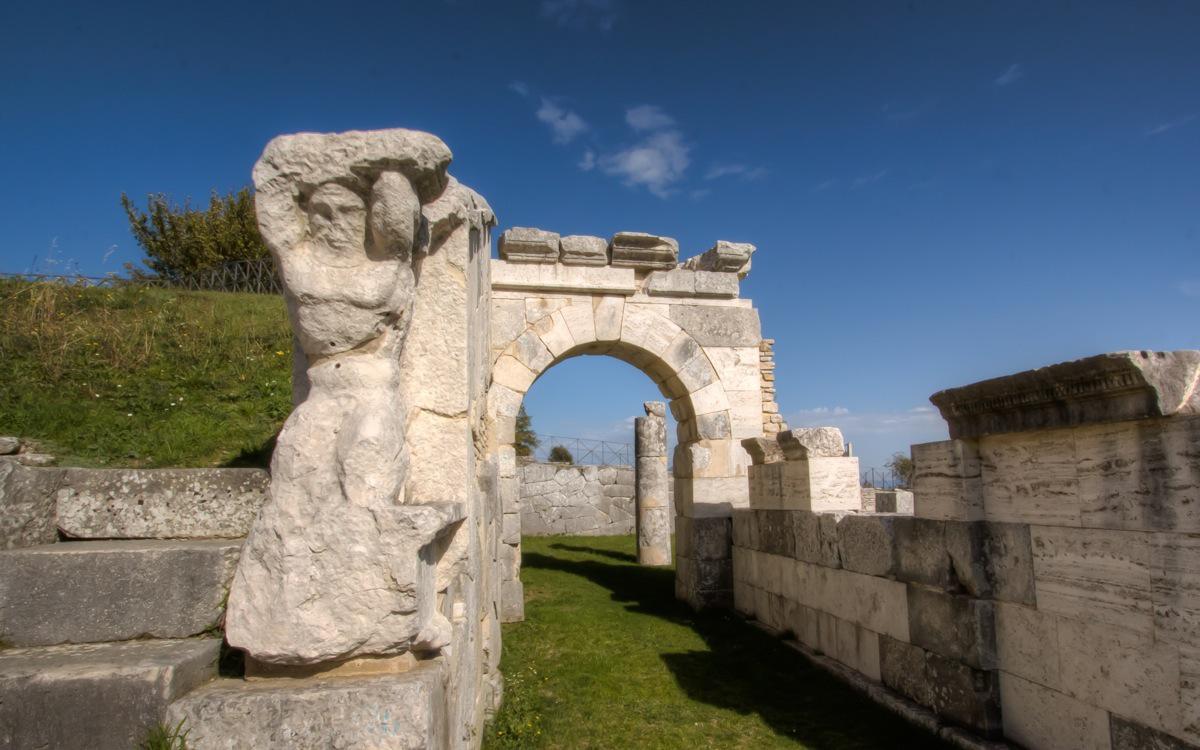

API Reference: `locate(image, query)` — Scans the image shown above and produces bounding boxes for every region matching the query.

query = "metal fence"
[860,466,906,490]
[534,435,634,466]
[0,258,281,295]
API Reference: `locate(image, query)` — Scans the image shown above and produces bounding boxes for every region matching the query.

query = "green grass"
[486,535,949,750]
[0,280,292,467]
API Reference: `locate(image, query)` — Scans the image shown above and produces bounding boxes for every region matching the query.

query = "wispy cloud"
[851,169,889,189]
[789,405,947,469]
[811,179,838,193]
[705,163,768,182]
[541,0,618,31]
[509,81,530,97]
[1179,280,1200,297]
[536,98,589,144]
[626,104,675,131]
[689,188,711,201]
[995,63,1023,86]
[600,130,690,198]
[578,149,596,171]
[1146,114,1196,136]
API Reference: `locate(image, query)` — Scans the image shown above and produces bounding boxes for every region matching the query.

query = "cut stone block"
[879,636,1001,736]
[979,430,1081,526]
[930,350,1200,439]
[644,268,696,296]
[999,672,1112,750]
[872,489,913,514]
[668,304,761,347]
[793,511,842,568]
[491,260,636,295]
[912,439,983,522]
[837,514,898,577]
[56,468,269,540]
[0,462,59,549]
[167,659,445,750]
[500,579,524,623]
[791,560,910,641]
[780,457,861,512]
[756,510,795,558]
[681,240,755,277]
[0,540,240,646]
[0,638,220,750]
[994,601,1061,689]
[559,234,608,266]
[693,271,739,298]
[609,232,679,270]
[1111,716,1196,750]
[498,227,559,263]
[1031,525,1153,634]
[1153,531,1200,645]
[905,586,996,669]
[778,427,845,459]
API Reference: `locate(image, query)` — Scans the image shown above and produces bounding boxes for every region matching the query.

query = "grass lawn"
[0,280,292,467]
[486,534,949,750]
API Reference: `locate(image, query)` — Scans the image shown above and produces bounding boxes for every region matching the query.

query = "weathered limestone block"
[1055,616,1182,733]
[892,518,991,597]
[756,510,795,558]
[793,511,842,568]
[1077,416,1200,532]
[999,673,1112,750]
[905,586,996,669]
[780,456,861,512]
[645,268,696,296]
[0,540,239,646]
[501,579,524,623]
[0,639,220,750]
[813,609,882,682]
[669,304,761,347]
[791,560,910,640]
[0,437,19,455]
[559,234,608,265]
[609,231,679,270]
[1153,531,1200,645]
[228,129,472,666]
[0,462,60,549]
[994,601,1061,688]
[55,468,269,540]
[837,514,898,577]
[681,240,756,277]
[168,659,446,750]
[930,350,1200,439]
[879,636,1001,736]
[778,427,845,459]
[912,439,983,522]
[693,271,740,298]
[980,429,1081,526]
[498,227,559,263]
[491,260,636,295]
[1031,525,1153,633]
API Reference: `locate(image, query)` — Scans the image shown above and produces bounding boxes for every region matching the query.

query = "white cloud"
[851,169,889,189]
[788,405,948,472]
[578,149,596,171]
[509,81,530,97]
[689,188,711,200]
[536,98,588,144]
[626,104,675,132]
[995,63,1023,86]
[705,163,768,181]
[1146,114,1196,136]
[541,0,617,31]
[1179,280,1200,297]
[599,130,690,198]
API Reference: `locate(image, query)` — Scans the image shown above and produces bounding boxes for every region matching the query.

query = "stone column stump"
[635,402,672,566]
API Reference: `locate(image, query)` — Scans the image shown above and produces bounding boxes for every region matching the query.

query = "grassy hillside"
[0,280,293,467]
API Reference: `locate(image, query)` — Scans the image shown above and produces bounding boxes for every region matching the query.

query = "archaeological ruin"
[1,127,1199,750]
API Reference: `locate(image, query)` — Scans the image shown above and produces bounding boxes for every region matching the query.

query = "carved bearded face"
[305,183,368,267]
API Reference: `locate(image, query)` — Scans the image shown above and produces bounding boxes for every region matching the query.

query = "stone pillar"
[635,401,672,566]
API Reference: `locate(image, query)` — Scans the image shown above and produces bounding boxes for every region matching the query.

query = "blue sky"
[2,1,1198,472]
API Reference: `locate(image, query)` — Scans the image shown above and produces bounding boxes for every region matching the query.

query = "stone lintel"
[682,240,756,278]
[490,259,636,295]
[609,232,679,270]
[498,227,559,263]
[930,350,1200,439]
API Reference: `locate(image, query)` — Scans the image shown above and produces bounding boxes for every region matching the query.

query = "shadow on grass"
[522,548,950,749]
[547,542,637,563]
[223,433,276,468]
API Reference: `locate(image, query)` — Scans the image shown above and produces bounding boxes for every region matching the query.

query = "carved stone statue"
[225,130,468,667]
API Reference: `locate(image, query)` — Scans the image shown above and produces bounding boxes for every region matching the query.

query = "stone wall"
[733,351,1200,749]
[517,461,677,537]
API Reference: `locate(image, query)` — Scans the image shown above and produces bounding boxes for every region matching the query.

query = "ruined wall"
[517,461,677,537]
[734,351,1200,749]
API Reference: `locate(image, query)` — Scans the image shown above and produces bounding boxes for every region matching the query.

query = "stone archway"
[484,229,781,620]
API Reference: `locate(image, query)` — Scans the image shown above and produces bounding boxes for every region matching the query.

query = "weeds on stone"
[140,718,189,750]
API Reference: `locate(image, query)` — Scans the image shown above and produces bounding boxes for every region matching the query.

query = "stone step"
[166,659,447,749]
[0,637,221,750]
[0,540,240,646]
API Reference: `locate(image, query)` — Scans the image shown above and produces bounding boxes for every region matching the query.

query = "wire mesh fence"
[0,258,282,295]
[533,435,634,466]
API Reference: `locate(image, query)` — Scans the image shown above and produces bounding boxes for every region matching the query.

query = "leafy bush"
[547,445,574,464]
[121,188,267,278]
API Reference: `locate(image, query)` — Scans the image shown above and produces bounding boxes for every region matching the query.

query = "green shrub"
[140,719,189,750]
[121,188,267,278]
